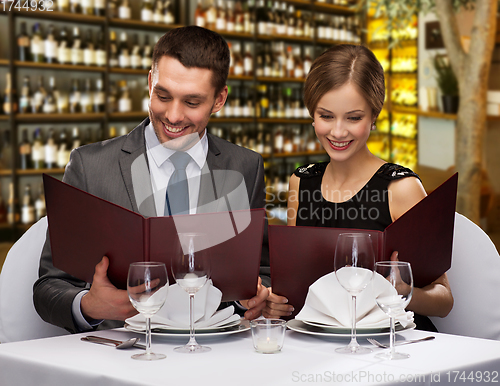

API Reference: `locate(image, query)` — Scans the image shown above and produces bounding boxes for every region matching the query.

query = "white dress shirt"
[72,124,209,331]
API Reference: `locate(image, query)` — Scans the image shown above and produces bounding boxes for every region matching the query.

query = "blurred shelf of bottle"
[109,68,149,75]
[14,61,107,73]
[272,149,325,158]
[258,118,312,124]
[257,33,313,44]
[257,76,305,83]
[2,9,106,25]
[312,2,358,15]
[108,111,147,121]
[0,59,9,66]
[108,18,182,32]
[15,113,105,123]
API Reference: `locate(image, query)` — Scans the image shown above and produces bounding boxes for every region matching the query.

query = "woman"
[264,45,453,331]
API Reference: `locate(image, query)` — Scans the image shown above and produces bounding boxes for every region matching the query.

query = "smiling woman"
[264,45,453,332]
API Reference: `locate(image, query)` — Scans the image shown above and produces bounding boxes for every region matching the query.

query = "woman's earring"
[371,122,376,131]
[312,121,315,127]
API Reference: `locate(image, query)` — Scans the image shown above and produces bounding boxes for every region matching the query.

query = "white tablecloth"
[0,326,499,386]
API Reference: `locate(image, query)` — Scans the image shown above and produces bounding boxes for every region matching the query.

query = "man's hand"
[262,289,294,318]
[81,256,137,322]
[239,277,269,320]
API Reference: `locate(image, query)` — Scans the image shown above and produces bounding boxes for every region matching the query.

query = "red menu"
[43,174,265,302]
[269,173,458,318]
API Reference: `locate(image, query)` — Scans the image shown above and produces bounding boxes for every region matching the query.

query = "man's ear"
[212,86,228,114]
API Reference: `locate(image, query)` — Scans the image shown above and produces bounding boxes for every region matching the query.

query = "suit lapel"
[119,118,157,218]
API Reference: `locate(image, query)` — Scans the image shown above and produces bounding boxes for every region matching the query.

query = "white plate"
[125,319,250,337]
[131,318,241,332]
[303,320,397,332]
[287,319,416,338]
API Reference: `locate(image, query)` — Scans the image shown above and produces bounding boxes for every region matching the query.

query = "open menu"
[43,174,265,302]
[269,173,458,319]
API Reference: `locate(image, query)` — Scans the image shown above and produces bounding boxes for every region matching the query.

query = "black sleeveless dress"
[293,161,438,332]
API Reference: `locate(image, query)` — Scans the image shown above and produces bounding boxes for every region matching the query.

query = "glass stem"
[349,295,358,349]
[188,293,197,347]
[145,316,152,355]
[389,316,395,357]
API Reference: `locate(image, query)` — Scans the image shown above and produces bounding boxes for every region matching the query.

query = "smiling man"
[33,26,269,333]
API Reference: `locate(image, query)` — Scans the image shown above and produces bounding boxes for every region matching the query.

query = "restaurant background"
[0,0,499,269]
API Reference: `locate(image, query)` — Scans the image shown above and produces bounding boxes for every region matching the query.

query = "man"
[33,26,269,333]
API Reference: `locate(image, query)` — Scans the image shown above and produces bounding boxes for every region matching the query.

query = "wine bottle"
[215,0,226,31]
[141,84,149,112]
[130,34,141,69]
[234,0,244,33]
[70,27,84,65]
[21,184,35,225]
[56,128,71,168]
[94,0,105,16]
[57,26,71,65]
[42,76,58,114]
[70,0,82,13]
[108,81,118,113]
[83,29,96,66]
[95,30,106,67]
[81,0,94,15]
[17,21,30,62]
[31,128,45,169]
[57,0,70,12]
[34,183,46,222]
[94,78,105,112]
[31,23,45,63]
[194,0,206,28]
[141,0,154,22]
[109,31,118,67]
[7,182,19,225]
[226,1,234,32]
[141,35,152,69]
[69,78,81,113]
[152,0,163,23]
[0,130,12,169]
[0,181,7,224]
[71,126,81,150]
[44,128,58,169]
[163,0,175,24]
[32,76,46,114]
[118,0,131,19]
[44,24,58,64]
[80,78,93,113]
[118,80,132,112]
[243,43,253,76]
[118,31,130,69]
[19,76,32,114]
[205,0,217,30]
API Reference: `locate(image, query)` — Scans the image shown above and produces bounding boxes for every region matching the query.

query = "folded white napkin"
[126,280,240,330]
[295,270,413,328]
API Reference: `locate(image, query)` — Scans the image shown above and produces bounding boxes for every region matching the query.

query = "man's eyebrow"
[153,85,206,99]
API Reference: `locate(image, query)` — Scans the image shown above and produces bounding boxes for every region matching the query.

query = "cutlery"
[367,336,435,349]
[81,336,146,350]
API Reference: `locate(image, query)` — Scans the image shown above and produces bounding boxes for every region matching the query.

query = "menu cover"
[43,174,265,302]
[269,173,458,319]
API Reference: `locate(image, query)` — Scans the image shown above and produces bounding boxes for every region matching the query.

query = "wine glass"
[334,233,375,354]
[374,261,413,360]
[127,262,169,361]
[171,232,211,353]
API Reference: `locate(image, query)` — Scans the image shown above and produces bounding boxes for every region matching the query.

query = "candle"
[256,337,280,353]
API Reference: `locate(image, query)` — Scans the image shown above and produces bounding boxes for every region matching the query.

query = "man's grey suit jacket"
[33,118,266,333]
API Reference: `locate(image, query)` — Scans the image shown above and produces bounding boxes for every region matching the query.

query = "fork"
[367,336,435,349]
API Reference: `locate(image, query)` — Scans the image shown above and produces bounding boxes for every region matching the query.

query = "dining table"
[0,321,499,386]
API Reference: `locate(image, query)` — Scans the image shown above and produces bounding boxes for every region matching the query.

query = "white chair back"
[430,213,500,340]
[0,217,69,343]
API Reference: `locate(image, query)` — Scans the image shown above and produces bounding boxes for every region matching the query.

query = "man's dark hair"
[152,26,230,95]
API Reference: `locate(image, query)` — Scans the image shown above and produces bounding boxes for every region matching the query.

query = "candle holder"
[250,319,286,354]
